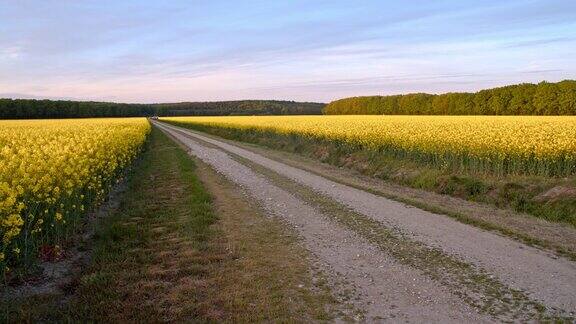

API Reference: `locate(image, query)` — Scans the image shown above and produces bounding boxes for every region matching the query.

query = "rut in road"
[155,121,576,321]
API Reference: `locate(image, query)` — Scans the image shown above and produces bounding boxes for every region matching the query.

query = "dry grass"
[193,160,337,322]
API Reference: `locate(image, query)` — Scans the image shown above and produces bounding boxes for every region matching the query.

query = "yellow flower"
[163,115,576,176]
[0,118,150,264]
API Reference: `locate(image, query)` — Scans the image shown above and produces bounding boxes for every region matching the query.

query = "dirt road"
[154,121,576,322]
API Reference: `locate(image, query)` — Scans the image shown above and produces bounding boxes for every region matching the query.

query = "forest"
[0,99,324,119]
[155,100,324,116]
[324,80,576,115]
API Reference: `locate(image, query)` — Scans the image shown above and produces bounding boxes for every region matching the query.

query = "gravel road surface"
[155,121,576,321]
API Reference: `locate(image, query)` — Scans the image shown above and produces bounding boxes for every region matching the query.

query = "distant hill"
[0,99,325,119]
[324,80,576,115]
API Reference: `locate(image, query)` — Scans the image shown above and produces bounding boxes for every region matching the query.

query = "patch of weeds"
[411,170,442,190]
[436,175,488,198]
[531,200,576,225]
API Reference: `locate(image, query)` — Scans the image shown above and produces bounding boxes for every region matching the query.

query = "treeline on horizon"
[155,100,324,116]
[324,80,576,115]
[0,99,324,119]
[2,80,575,119]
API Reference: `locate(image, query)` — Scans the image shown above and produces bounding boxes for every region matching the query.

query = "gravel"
[156,122,489,322]
[156,121,576,320]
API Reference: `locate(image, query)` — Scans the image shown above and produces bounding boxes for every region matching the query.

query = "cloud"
[504,36,576,48]
[1,0,575,102]
[0,46,22,59]
[0,93,78,101]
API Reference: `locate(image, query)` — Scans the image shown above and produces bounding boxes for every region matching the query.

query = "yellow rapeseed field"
[0,118,150,270]
[163,115,576,176]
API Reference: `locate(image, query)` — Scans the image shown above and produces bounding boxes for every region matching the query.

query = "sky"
[0,0,575,103]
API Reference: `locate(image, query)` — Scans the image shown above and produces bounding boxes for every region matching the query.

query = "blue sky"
[1,0,575,103]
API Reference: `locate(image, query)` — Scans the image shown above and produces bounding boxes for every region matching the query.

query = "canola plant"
[0,118,150,272]
[163,115,576,176]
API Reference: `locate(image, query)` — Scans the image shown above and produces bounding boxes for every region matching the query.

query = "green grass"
[65,127,217,321]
